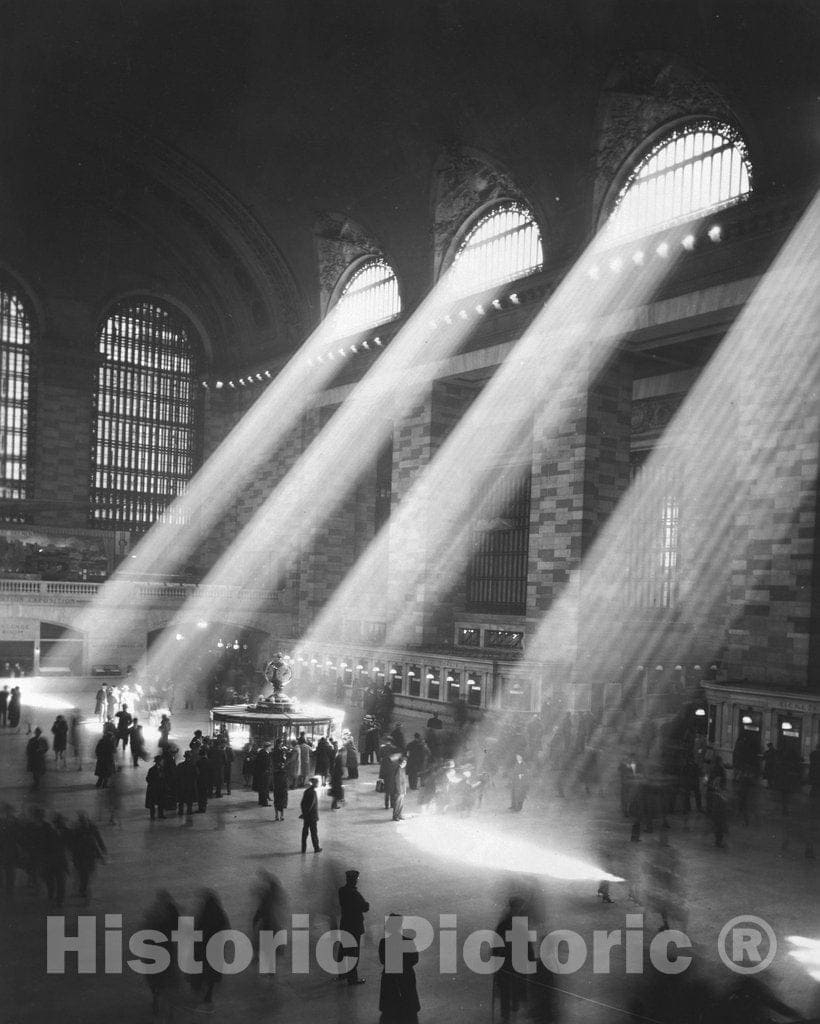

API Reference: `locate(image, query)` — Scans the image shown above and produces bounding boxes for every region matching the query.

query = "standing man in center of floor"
[299,777,322,853]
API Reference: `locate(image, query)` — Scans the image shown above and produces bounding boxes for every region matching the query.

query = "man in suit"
[338,869,369,985]
[299,777,322,853]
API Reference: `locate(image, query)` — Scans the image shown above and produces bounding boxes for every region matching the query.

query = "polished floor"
[0,705,818,1024]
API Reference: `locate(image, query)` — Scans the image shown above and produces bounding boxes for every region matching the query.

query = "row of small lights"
[202,370,273,390]
[589,223,723,279]
[306,335,385,369]
[202,227,720,388]
[294,655,479,687]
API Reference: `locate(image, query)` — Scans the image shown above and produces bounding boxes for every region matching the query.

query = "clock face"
[264,659,293,686]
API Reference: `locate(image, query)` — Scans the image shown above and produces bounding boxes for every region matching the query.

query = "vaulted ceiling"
[1,0,817,373]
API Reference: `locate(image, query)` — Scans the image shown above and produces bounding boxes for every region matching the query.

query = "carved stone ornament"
[432,150,528,279]
[593,54,741,221]
[315,213,384,315]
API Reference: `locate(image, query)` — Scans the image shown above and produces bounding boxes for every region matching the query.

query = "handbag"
[375,778,385,793]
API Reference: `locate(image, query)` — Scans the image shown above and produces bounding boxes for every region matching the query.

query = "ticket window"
[445,670,461,702]
[407,665,421,698]
[426,669,441,701]
[466,672,483,707]
[739,709,762,736]
[389,662,404,694]
[777,714,802,751]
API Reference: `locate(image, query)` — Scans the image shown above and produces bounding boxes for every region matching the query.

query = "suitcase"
[375,778,385,793]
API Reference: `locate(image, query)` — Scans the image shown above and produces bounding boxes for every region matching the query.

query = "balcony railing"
[0,577,283,604]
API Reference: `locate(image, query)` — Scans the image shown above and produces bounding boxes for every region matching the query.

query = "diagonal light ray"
[524,191,820,751]
[299,226,690,653]
[117,268,515,682]
[47,310,360,663]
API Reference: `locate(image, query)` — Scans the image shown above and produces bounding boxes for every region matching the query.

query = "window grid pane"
[628,453,680,609]
[0,290,32,510]
[91,300,197,529]
[331,258,401,337]
[466,469,531,614]
[450,202,543,294]
[609,121,752,240]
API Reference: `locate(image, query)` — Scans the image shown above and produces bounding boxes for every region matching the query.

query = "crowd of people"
[0,804,106,903]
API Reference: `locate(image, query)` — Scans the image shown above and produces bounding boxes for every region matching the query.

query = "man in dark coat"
[299,777,322,852]
[145,755,168,820]
[338,869,369,984]
[128,718,146,768]
[0,684,8,726]
[253,743,272,806]
[379,914,421,1024]
[195,749,210,813]
[405,733,429,790]
[26,728,48,788]
[114,704,132,751]
[315,735,333,785]
[176,750,198,816]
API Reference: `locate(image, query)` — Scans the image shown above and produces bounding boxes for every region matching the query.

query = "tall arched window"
[0,285,33,511]
[329,257,401,338]
[607,120,752,240]
[91,299,198,529]
[449,201,543,293]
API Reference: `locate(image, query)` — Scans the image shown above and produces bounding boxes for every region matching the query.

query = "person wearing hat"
[145,754,168,820]
[338,869,369,985]
[299,777,322,853]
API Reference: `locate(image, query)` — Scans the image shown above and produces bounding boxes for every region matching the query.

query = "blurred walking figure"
[128,718,147,768]
[379,914,421,1024]
[69,713,82,770]
[0,803,19,894]
[94,687,105,723]
[142,889,180,1016]
[493,897,533,1024]
[94,726,116,788]
[193,890,230,1004]
[338,868,369,985]
[251,871,287,968]
[72,811,106,900]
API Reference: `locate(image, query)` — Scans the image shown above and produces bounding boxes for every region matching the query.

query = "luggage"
[375,778,385,793]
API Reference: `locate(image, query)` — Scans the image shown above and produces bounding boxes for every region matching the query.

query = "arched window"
[330,257,401,337]
[449,202,543,293]
[608,120,752,240]
[91,299,198,528]
[0,285,33,510]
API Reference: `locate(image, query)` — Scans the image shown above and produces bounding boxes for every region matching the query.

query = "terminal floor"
[0,710,818,1024]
